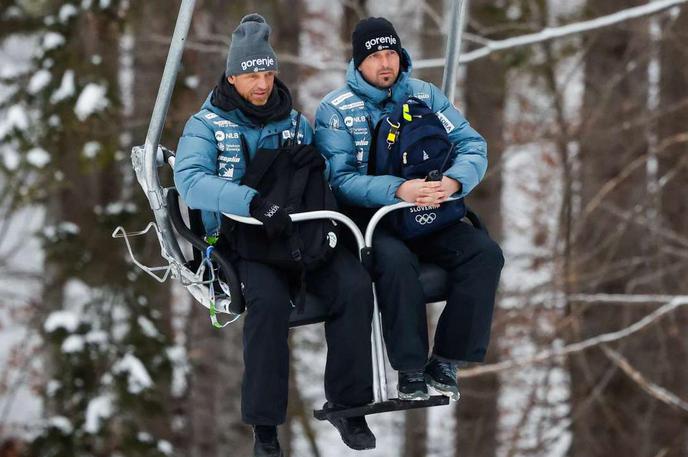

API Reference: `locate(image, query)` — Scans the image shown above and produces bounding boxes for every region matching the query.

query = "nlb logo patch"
[365,35,397,50]
[241,56,275,72]
[215,131,225,142]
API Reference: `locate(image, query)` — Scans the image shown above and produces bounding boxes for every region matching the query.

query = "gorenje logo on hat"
[241,56,275,72]
[365,35,397,50]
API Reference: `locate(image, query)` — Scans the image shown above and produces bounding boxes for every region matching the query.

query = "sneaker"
[253,425,283,457]
[398,370,430,401]
[324,403,376,450]
[424,357,460,401]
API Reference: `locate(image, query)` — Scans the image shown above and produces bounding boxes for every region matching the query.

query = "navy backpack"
[369,97,466,239]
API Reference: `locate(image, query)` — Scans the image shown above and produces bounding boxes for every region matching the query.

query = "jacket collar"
[201,93,293,132]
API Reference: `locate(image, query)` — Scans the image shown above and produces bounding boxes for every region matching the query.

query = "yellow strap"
[402,104,412,122]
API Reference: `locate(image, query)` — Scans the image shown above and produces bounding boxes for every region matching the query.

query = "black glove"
[289,144,325,169]
[249,196,293,239]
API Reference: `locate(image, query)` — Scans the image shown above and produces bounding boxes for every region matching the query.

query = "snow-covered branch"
[602,345,688,413]
[414,0,688,69]
[460,296,688,378]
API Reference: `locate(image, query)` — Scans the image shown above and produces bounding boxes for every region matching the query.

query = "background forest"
[1,0,687,456]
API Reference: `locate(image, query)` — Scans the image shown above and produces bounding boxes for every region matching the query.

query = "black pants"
[237,248,374,425]
[373,222,504,370]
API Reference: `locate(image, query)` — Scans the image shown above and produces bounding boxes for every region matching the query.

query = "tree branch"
[602,345,688,413]
[461,297,688,378]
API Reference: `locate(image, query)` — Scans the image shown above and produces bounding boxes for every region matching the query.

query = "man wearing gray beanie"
[174,13,377,456]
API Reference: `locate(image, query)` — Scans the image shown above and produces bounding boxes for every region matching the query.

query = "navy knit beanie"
[352,17,402,67]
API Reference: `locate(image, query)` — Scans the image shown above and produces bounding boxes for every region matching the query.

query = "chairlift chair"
[113,0,475,421]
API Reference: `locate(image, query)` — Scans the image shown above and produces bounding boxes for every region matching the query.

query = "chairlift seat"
[290,264,448,327]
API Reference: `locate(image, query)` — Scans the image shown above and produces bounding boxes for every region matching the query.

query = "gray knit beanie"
[226,13,279,76]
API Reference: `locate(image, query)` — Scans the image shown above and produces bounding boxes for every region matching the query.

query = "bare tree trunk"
[340,0,368,59]
[271,0,303,104]
[454,1,508,455]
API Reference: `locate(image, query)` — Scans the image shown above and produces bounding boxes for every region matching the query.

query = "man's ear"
[227,75,235,85]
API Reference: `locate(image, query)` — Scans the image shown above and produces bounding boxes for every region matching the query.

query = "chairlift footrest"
[313,395,450,421]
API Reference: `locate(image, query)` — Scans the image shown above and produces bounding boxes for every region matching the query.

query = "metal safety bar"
[361,198,461,402]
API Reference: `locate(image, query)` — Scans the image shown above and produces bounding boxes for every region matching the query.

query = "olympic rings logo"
[415,213,437,225]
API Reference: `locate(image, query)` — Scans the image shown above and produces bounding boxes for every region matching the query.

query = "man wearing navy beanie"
[315,17,503,406]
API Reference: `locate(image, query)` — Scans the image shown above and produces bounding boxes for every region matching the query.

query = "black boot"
[424,357,460,401]
[253,425,283,457]
[398,370,430,400]
[324,403,376,450]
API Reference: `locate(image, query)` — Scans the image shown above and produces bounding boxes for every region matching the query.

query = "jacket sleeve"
[429,83,488,198]
[314,102,405,207]
[174,115,258,217]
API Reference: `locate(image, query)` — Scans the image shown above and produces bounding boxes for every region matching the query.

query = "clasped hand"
[395,177,461,206]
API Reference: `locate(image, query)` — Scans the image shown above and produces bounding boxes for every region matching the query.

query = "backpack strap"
[366,116,383,176]
[239,133,251,166]
[240,146,281,189]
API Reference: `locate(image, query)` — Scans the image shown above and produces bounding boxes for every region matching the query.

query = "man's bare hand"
[396,179,445,205]
[440,176,461,197]
[396,177,462,206]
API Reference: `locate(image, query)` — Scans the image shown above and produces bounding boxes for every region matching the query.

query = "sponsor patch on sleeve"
[338,101,365,111]
[331,92,354,106]
[328,114,341,129]
[436,112,455,133]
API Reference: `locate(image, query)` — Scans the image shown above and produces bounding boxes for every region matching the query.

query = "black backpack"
[219,115,340,274]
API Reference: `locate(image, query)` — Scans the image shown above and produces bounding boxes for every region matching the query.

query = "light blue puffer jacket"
[314,49,487,208]
[174,94,313,235]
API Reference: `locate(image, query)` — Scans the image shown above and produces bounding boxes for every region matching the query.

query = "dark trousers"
[373,221,504,370]
[237,248,374,425]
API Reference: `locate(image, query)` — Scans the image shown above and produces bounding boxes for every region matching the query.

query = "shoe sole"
[397,389,431,401]
[326,419,376,451]
[425,376,460,401]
